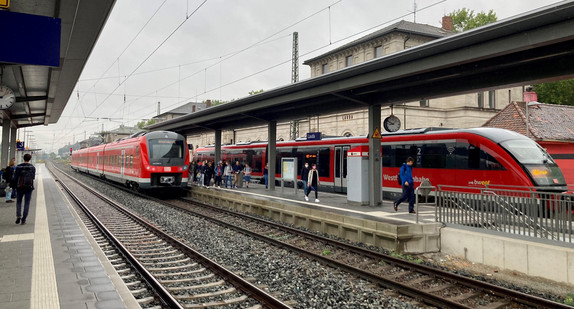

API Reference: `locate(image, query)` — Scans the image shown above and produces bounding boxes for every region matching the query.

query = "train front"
[143,131,189,189]
[500,135,567,192]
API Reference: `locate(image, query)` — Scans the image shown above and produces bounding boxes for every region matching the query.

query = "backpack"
[397,165,404,186]
[17,166,34,189]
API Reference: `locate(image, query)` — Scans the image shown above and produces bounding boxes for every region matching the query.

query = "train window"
[421,144,446,169]
[317,147,331,177]
[382,145,392,167]
[335,148,341,177]
[394,144,418,167]
[463,143,504,170]
[130,155,133,168]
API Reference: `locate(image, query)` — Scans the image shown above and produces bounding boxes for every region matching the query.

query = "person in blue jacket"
[394,157,416,214]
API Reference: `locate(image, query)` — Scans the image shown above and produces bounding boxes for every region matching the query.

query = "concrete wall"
[441,227,574,285]
[190,187,442,254]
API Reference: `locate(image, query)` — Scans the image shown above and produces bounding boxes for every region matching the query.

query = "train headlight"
[146,166,151,170]
[183,165,188,171]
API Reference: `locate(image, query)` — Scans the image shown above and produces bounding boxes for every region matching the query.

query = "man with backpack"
[14,154,36,225]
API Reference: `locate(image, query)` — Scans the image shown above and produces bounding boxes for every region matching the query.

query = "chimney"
[442,16,453,31]
[206,99,211,108]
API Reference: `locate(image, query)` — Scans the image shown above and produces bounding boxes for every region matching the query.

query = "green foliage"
[206,99,228,106]
[137,119,156,129]
[322,249,331,255]
[565,293,574,306]
[533,79,574,106]
[448,8,497,32]
[249,89,264,96]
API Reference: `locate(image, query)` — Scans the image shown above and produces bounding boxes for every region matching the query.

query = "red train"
[71,131,190,191]
[193,128,567,198]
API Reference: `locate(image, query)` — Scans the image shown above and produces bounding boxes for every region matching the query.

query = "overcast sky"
[29,0,564,152]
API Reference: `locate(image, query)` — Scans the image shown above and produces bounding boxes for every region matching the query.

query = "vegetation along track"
[49,163,291,309]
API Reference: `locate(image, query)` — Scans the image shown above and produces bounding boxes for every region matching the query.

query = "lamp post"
[525,101,540,139]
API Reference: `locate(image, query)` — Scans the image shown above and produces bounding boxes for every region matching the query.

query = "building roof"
[303,20,451,65]
[483,101,574,141]
[155,102,206,119]
[107,125,139,135]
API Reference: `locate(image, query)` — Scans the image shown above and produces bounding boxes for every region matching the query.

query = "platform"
[0,164,138,309]
[187,181,443,253]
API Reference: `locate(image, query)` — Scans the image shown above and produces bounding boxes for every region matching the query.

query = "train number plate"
[164,167,171,172]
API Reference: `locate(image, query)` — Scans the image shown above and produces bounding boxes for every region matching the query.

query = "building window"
[321,63,328,74]
[488,90,495,109]
[345,55,353,67]
[420,99,429,107]
[477,92,484,108]
[374,46,383,58]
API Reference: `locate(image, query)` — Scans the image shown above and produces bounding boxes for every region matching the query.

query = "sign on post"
[281,157,297,194]
[0,0,9,9]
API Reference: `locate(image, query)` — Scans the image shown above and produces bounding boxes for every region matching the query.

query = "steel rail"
[51,163,292,309]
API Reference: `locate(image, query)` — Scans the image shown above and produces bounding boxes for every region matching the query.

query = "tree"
[137,119,156,129]
[448,8,497,32]
[533,79,574,106]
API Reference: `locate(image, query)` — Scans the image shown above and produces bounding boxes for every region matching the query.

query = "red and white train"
[193,128,567,198]
[71,131,190,191]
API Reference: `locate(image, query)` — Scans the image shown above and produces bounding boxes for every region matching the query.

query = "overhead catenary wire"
[48,0,447,148]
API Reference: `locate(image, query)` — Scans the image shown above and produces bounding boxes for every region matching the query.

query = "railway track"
[54,162,572,308]
[49,163,291,309]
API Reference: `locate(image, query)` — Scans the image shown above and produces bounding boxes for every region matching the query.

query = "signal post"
[368,104,382,206]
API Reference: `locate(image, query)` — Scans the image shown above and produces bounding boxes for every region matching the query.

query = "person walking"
[243,163,252,188]
[394,157,416,214]
[305,163,320,202]
[224,161,233,188]
[14,154,36,225]
[263,163,269,189]
[300,162,311,198]
[232,160,243,189]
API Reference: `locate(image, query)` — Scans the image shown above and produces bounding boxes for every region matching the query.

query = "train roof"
[196,127,528,149]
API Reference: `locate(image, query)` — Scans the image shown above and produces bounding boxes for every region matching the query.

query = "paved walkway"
[192,180,438,225]
[0,164,138,309]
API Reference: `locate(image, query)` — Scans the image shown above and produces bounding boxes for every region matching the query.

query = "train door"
[334,146,350,193]
[97,152,100,171]
[121,149,125,178]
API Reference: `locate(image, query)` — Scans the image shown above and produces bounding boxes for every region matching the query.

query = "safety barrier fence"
[417,185,573,244]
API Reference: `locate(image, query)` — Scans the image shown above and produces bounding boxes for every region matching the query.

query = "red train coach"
[71,131,190,190]
[193,128,567,198]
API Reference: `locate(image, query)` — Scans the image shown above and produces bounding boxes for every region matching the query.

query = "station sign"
[0,10,61,67]
[306,132,321,140]
[16,141,25,150]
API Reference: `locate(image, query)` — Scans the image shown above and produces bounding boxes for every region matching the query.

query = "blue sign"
[16,141,25,150]
[306,132,321,140]
[0,10,61,67]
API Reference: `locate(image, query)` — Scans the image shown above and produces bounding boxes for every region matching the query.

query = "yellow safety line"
[31,165,60,308]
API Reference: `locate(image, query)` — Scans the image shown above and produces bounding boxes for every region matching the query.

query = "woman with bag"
[4,159,16,203]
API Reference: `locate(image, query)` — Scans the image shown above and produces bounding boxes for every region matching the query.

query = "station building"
[185,18,526,149]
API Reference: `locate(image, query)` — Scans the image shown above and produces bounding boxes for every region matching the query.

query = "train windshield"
[501,139,566,186]
[148,139,184,161]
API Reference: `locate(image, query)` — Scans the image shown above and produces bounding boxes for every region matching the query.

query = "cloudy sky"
[30,0,564,152]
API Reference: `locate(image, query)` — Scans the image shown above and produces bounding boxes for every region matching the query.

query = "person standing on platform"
[394,156,416,214]
[3,158,16,203]
[243,163,252,188]
[214,161,223,188]
[204,161,214,187]
[14,154,36,225]
[232,160,243,189]
[263,163,269,189]
[305,163,320,203]
[224,161,233,188]
[300,162,311,199]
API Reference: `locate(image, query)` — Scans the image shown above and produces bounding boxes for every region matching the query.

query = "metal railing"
[433,185,573,244]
